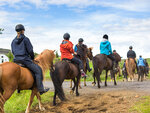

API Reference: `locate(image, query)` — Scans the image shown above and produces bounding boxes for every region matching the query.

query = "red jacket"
[60,40,74,60]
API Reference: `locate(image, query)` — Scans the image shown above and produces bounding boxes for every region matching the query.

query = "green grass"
[4,91,54,113]
[131,96,150,113]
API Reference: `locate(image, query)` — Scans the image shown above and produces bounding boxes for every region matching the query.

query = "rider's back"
[127,50,136,59]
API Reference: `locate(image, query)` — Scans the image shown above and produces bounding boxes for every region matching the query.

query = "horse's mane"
[113,53,121,62]
[35,49,55,77]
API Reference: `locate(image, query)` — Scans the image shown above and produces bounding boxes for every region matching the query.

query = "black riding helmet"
[103,34,108,40]
[63,33,70,40]
[129,46,133,49]
[15,24,25,32]
[113,50,116,52]
[78,38,84,42]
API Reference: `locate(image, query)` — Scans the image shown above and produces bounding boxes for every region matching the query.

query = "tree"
[7,51,14,62]
[0,28,4,34]
[56,51,59,58]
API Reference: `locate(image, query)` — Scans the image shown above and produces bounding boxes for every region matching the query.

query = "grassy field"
[4,58,150,113]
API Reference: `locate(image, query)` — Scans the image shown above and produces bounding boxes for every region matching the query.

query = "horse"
[138,66,145,82]
[144,59,149,77]
[92,53,121,88]
[0,49,55,113]
[70,46,92,88]
[50,59,81,105]
[125,58,136,81]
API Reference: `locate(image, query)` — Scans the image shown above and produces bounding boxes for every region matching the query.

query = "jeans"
[24,61,44,92]
[71,57,84,70]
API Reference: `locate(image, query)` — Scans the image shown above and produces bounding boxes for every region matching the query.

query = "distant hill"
[0,48,11,55]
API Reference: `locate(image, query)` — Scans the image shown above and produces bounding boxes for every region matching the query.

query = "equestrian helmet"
[15,24,25,32]
[103,34,108,39]
[63,33,70,40]
[129,46,133,49]
[78,38,84,42]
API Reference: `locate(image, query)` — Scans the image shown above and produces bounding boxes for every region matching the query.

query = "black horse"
[50,60,81,105]
[92,53,121,88]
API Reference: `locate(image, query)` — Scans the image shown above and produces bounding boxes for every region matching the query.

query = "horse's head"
[87,47,93,60]
[113,52,121,62]
[35,49,56,74]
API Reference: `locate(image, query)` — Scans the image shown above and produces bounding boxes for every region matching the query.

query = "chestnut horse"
[125,58,136,81]
[92,53,121,88]
[0,49,55,113]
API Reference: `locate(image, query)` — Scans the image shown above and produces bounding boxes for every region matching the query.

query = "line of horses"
[0,47,149,113]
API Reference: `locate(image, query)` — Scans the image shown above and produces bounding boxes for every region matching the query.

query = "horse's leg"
[96,70,101,88]
[25,89,36,113]
[35,92,45,111]
[105,70,108,86]
[2,89,15,113]
[113,72,117,85]
[84,77,87,86]
[70,80,72,88]
[53,89,57,106]
[78,79,82,89]
[70,78,76,94]
[76,76,80,96]
[92,72,96,86]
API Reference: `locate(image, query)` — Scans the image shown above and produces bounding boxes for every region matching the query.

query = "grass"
[131,96,150,113]
[4,91,54,113]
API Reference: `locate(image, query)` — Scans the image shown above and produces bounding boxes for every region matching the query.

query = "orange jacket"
[60,40,74,60]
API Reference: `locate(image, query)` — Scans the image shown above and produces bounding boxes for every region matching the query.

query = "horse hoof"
[84,84,87,86]
[98,86,100,88]
[53,103,56,106]
[105,84,107,87]
[92,83,96,86]
[76,93,79,96]
[70,90,74,94]
[40,107,45,111]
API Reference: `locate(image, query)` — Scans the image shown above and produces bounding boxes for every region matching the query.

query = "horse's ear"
[52,50,56,53]
[89,47,93,50]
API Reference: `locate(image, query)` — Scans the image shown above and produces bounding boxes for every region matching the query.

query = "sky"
[0,0,150,58]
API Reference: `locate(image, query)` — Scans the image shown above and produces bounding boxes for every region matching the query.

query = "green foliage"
[34,52,39,57]
[55,51,59,58]
[7,51,14,62]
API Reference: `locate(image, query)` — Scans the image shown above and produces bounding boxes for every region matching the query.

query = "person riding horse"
[11,24,49,95]
[137,55,146,67]
[100,34,116,70]
[60,33,87,77]
[126,46,138,71]
[74,38,92,72]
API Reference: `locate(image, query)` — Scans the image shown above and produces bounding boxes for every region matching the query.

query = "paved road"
[44,80,150,94]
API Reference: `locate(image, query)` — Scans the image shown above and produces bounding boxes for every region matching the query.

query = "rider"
[74,38,92,72]
[127,46,138,71]
[11,24,49,95]
[137,55,146,67]
[100,34,116,69]
[60,33,87,77]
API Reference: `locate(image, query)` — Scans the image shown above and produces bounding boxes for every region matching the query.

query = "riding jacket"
[74,44,87,58]
[127,50,136,59]
[11,34,34,63]
[137,57,146,67]
[60,40,74,60]
[100,39,112,55]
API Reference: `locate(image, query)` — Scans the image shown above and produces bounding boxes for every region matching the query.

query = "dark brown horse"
[138,66,145,82]
[92,53,121,88]
[0,49,55,113]
[50,60,81,105]
[70,46,92,88]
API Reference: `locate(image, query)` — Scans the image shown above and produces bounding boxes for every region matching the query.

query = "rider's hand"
[74,52,77,55]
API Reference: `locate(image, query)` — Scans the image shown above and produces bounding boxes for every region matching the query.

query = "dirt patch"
[30,90,143,113]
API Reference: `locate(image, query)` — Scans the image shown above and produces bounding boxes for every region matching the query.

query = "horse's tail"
[50,65,65,101]
[92,57,99,77]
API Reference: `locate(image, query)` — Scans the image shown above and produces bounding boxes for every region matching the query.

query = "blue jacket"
[137,57,146,66]
[100,40,112,55]
[11,34,34,64]
[74,45,77,52]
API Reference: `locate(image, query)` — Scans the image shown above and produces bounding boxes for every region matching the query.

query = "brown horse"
[125,58,136,81]
[138,66,145,82]
[50,59,81,105]
[92,53,121,88]
[0,49,55,113]
[70,46,92,88]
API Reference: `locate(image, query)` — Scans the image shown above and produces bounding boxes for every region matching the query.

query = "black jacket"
[11,34,34,64]
[127,50,136,59]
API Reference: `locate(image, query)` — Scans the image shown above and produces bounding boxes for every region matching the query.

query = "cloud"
[0,0,150,12]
